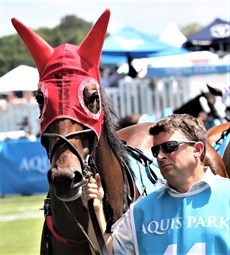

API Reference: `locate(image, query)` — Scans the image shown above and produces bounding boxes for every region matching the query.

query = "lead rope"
[63,200,109,255]
[85,156,110,255]
[88,199,109,255]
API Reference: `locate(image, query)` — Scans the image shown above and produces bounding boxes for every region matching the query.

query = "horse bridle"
[42,128,109,255]
[43,128,95,176]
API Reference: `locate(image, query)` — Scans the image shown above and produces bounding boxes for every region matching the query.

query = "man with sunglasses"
[82,114,230,255]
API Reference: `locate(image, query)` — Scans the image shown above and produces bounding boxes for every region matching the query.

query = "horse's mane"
[97,88,132,228]
[101,88,129,164]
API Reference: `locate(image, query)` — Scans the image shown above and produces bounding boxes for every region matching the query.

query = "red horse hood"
[11,9,110,140]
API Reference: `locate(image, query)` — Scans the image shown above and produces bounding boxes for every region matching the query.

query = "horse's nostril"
[74,171,83,183]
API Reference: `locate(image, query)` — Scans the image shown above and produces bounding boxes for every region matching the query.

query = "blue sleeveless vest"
[132,177,230,254]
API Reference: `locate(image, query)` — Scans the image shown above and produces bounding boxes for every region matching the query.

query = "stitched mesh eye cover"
[39,75,104,141]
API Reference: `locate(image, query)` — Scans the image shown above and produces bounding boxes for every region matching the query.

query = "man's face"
[152,131,198,188]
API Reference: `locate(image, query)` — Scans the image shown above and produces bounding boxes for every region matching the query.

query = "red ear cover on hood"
[11,18,54,76]
[78,8,111,82]
[11,8,110,81]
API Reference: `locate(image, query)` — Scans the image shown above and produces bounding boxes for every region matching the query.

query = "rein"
[123,142,158,186]
[42,192,102,255]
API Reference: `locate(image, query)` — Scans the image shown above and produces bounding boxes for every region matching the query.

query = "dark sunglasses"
[151,140,196,158]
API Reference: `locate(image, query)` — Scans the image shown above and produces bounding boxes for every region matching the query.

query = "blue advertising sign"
[146,64,229,78]
[0,139,49,195]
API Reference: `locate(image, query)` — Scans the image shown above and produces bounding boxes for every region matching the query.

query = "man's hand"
[81,173,104,211]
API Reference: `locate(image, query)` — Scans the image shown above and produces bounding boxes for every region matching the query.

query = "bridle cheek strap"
[42,129,95,169]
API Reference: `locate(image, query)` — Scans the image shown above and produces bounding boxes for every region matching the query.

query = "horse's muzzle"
[47,169,85,201]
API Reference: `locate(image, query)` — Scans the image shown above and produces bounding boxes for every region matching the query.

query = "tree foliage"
[0,14,202,77]
[0,15,93,76]
[180,23,203,38]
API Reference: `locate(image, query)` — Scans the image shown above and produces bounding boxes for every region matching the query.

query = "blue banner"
[147,64,229,78]
[0,139,49,195]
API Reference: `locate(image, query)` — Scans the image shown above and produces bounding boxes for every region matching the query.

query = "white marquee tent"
[159,22,187,48]
[0,65,39,93]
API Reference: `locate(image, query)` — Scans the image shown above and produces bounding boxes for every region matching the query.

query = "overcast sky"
[1,0,229,37]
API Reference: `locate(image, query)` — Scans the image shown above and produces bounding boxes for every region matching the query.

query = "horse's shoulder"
[207,122,230,144]
[208,122,230,135]
[117,122,154,154]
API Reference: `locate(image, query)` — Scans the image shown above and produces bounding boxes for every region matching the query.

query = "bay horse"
[207,122,230,177]
[12,9,229,255]
[12,10,160,255]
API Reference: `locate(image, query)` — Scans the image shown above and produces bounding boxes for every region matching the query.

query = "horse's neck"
[94,128,125,221]
[50,192,88,238]
[42,192,91,255]
[95,129,121,169]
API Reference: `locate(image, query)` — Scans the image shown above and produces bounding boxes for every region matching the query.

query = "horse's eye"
[35,90,44,114]
[35,93,44,105]
[91,92,99,102]
[83,91,100,114]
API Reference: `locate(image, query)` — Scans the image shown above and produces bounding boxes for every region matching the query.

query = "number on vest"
[164,242,206,254]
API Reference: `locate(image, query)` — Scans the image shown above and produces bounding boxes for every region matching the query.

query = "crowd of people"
[0,91,38,141]
[0,91,35,111]
[100,56,142,88]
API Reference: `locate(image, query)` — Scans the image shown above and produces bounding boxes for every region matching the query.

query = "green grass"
[0,194,46,255]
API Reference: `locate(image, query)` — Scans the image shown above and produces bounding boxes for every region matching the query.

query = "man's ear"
[194,141,204,158]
